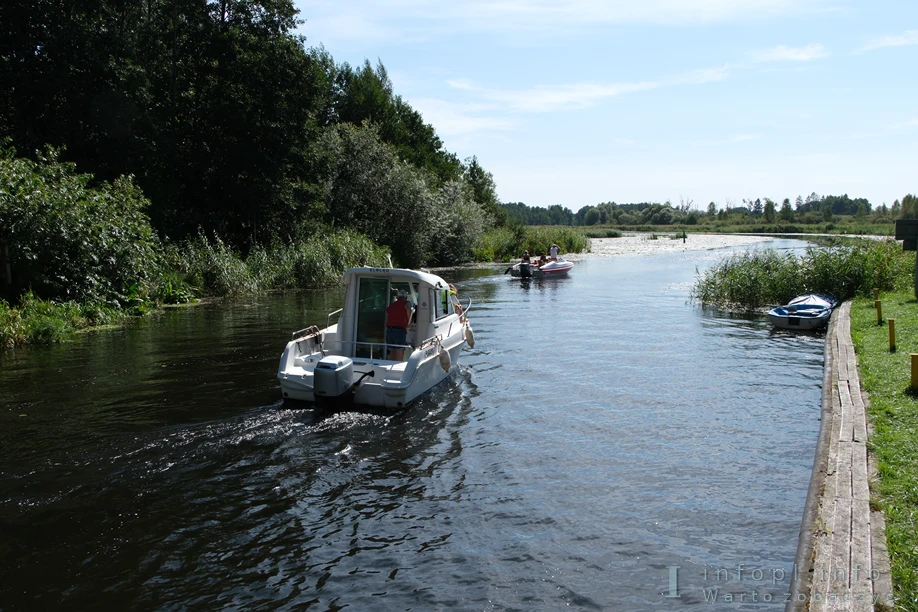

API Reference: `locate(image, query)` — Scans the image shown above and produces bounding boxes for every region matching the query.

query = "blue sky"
[293,1,917,212]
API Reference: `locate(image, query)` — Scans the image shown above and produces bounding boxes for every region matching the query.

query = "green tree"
[763,199,776,223]
[0,0,328,247]
[463,156,505,226]
[779,198,794,222]
[584,208,601,225]
[429,180,491,265]
[899,194,918,219]
[319,123,434,268]
[332,59,460,185]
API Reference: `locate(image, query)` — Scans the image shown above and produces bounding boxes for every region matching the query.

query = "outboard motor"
[520,262,532,278]
[314,355,354,409]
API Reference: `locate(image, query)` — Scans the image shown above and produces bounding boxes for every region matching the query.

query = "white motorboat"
[277,267,474,408]
[768,294,837,330]
[508,257,574,278]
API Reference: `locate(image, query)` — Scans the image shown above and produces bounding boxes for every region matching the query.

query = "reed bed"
[168,229,390,296]
[474,225,590,261]
[0,292,131,347]
[690,239,913,310]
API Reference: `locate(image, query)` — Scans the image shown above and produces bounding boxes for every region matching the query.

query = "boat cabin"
[326,267,460,361]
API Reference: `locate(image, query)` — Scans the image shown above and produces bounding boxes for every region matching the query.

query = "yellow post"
[912,354,918,390]
[875,300,883,324]
[889,318,896,352]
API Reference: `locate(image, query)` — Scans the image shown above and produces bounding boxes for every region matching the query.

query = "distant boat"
[508,257,574,278]
[768,294,837,330]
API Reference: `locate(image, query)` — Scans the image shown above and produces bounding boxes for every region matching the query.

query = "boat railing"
[291,325,321,341]
[326,308,343,330]
[324,339,416,363]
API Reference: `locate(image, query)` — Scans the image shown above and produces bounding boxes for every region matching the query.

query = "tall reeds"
[474,225,590,261]
[168,229,390,296]
[691,239,913,310]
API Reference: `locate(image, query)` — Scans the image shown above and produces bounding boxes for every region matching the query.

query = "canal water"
[0,240,824,610]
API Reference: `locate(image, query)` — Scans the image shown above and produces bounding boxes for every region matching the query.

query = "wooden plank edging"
[786,302,894,611]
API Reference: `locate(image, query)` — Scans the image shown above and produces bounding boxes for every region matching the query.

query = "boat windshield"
[355,278,388,358]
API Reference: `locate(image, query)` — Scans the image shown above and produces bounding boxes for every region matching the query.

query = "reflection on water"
[0,240,822,610]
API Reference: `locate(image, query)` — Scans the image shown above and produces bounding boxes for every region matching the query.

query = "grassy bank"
[0,292,139,348]
[849,290,918,603]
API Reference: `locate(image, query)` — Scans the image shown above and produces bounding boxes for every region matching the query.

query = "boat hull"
[509,258,573,278]
[768,309,831,330]
[278,338,465,408]
[767,294,836,330]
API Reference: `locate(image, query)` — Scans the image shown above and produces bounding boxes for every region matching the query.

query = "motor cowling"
[314,355,354,398]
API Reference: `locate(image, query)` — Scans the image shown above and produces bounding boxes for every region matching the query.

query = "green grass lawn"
[850,290,918,603]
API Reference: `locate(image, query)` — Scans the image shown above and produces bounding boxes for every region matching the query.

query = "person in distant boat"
[537,252,548,267]
[549,244,559,260]
[521,251,531,264]
[385,289,412,360]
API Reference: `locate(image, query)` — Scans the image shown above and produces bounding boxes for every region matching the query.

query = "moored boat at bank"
[277,267,474,408]
[768,294,836,330]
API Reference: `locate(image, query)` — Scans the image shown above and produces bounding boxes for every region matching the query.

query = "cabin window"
[390,281,414,306]
[432,288,453,321]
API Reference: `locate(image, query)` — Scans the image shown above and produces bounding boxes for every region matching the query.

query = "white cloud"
[444,65,728,114]
[492,81,661,113]
[673,65,731,84]
[861,30,918,52]
[753,43,828,62]
[446,78,476,91]
[410,98,516,138]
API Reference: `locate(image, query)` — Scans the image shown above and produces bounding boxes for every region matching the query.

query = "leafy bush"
[429,180,492,265]
[0,145,161,306]
[319,124,434,268]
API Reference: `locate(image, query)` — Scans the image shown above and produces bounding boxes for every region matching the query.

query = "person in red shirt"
[385,289,412,360]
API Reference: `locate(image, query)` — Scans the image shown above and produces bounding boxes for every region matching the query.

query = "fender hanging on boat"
[439,347,452,371]
[464,325,475,349]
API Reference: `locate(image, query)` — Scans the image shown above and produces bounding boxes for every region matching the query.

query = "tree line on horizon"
[503,192,917,227]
